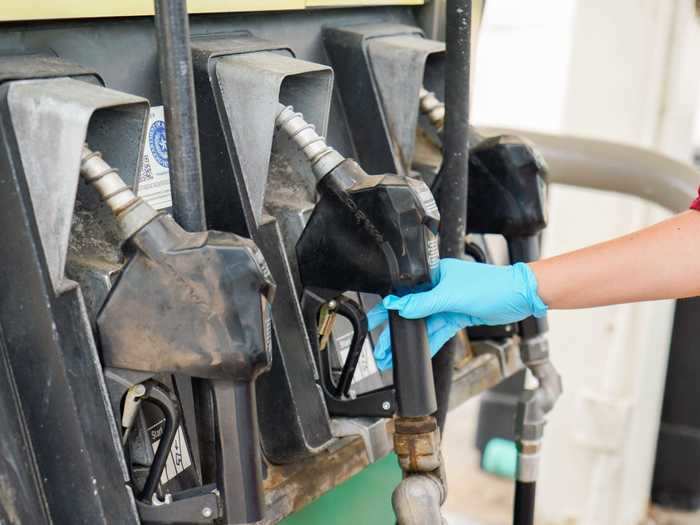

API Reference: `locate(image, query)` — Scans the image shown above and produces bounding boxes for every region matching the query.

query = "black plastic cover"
[98,214,274,381]
[468,135,548,238]
[297,160,440,297]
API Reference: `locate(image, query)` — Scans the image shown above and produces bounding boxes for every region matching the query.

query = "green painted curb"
[280,452,402,525]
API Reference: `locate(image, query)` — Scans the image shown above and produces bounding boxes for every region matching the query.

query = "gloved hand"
[369,258,547,369]
[368,306,472,370]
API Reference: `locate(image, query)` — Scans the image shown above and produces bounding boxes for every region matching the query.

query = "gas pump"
[414,39,561,522]
[0,52,275,523]
[0,2,568,524]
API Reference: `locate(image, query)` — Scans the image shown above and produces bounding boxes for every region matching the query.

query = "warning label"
[149,423,192,485]
[427,236,440,269]
[407,178,439,216]
[138,106,172,210]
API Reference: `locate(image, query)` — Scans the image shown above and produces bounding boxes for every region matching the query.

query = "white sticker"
[150,424,192,485]
[407,178,439,216]
[138,106,172,210]
[336,332,379,384]
[263,301,273,355]
[427,235,440,269]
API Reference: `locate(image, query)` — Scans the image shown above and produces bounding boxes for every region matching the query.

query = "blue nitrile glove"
[369,258,548,370]
[368,305,471,370]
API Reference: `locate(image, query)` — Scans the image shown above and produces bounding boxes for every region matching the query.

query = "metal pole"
[440,0,471,254]
[433,0,472,432]
[153,0,206,232]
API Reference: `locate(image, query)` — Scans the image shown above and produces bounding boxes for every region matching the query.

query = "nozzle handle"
[209,379,265,524]
[389,312,437,417]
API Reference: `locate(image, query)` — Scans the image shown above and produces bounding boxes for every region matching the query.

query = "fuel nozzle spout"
[79,145,159,239]
[418,88,445,133]
[275,104,345,183]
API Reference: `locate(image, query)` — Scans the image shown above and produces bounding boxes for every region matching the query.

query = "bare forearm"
[530,211,700,309]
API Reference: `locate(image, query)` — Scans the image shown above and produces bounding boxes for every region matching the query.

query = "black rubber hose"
[153,0,206,232]
[513,481,537,525]
[433,0,472,432]
[211,380,265,523]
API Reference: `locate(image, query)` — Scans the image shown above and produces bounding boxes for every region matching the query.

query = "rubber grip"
[389,311,437,417]
[211,379,265,524]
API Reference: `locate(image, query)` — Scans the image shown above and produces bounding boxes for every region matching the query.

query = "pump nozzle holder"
[80,144,275,523]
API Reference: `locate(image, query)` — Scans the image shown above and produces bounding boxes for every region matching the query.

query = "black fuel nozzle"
[79,145,275,524]
[282,104,446,523]
[465,136,561,525]
[277,105,441,419]
[466,135,549,336]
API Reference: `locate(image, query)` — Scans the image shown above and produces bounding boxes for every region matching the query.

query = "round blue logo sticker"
[149,119,168,168]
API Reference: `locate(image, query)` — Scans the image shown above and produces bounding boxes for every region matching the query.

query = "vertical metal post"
[433,0,472,432]
[153,0,206,232]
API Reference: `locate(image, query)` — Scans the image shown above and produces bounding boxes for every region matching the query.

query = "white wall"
[472,1,700,524]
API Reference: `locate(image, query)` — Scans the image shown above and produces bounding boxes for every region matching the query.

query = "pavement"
[442,398,700,525]
[443,398,515,525]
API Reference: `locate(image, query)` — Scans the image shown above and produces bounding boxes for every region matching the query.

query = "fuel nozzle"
[80,144,275,524]
[279,105,445,524]
[279,105,440,414]
[467,135,561,525]
[278,104,440,298]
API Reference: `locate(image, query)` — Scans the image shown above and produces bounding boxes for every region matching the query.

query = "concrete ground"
[442,398,515,525]
[441,398,700,525]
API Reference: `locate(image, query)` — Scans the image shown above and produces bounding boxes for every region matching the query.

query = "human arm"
[532,210,700,308]
[371,210,700,369]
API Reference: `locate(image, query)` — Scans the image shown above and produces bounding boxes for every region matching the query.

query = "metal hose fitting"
[80,145,158,239]
[515,337,561,487]
[418,88,445,133]
[516,438,542,483]
[392,474,446,525]
[275,104,345,182]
